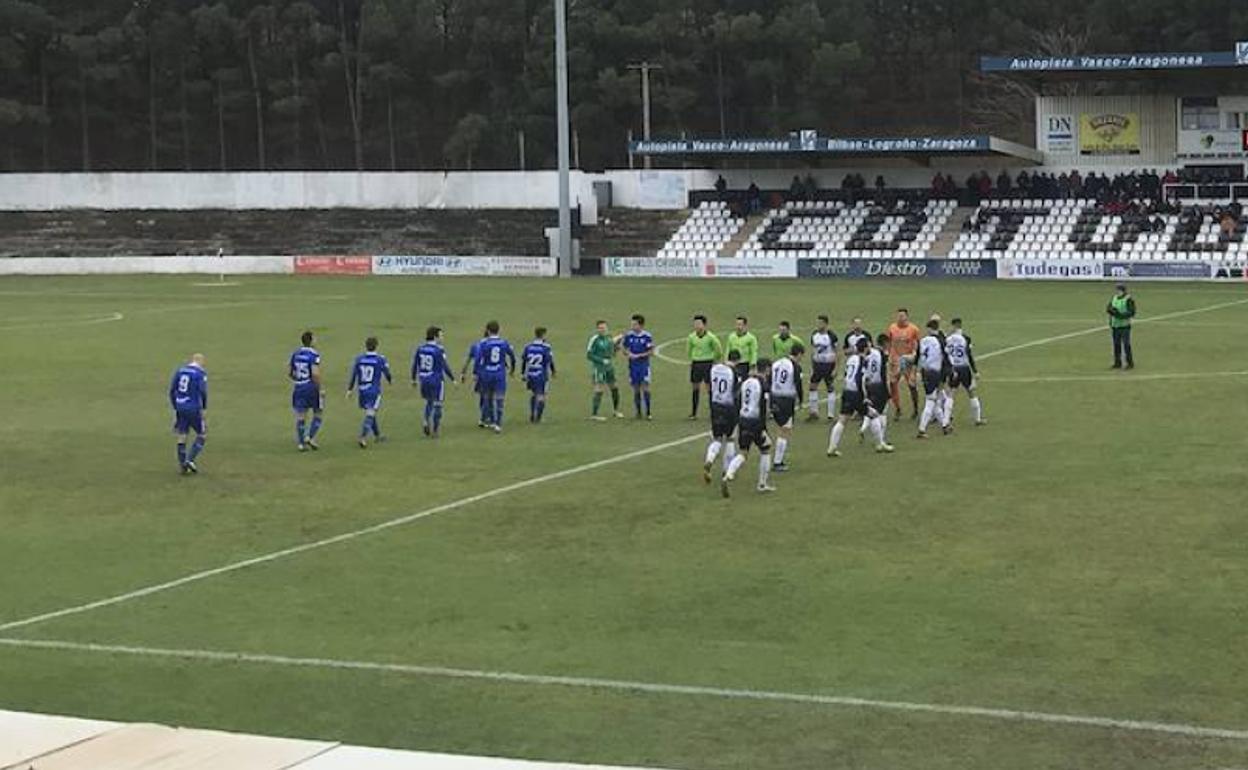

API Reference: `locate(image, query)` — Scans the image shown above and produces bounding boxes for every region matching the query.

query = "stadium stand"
[948,199,1247,260]
[733,199,956,259]
[578,209,691,258]
[654,201,745,259]
[0,209,555,257]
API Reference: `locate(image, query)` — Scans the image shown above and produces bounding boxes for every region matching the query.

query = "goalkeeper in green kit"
[587,320,624,421]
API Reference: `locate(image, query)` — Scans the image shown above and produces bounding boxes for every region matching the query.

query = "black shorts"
[737,418,772,453]
[770,395,797,428]
[710,402,738,440]
[810,361,835,387]
[942,364,954,385]
[868,384,890,413]
[840,390,866,416]
[690,360,713,385]
[950,366,975,390]
[922,369,944,396]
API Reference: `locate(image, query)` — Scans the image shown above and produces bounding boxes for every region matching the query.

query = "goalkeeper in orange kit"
[886,308,922,419]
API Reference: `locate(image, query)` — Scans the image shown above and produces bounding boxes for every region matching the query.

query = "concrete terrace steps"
[929,206,976,258]
[720,212,765,258]
[0,709,670,770]
[578,209,688,258]
[0,209,556,258]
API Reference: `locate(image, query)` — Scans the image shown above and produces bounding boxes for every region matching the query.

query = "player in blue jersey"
[289,330,324,451]
[460,326,489,428]
[413,326,456,437]
[346,336,392,449]
[521,327,557,423]
[475,320,516,433]
[169,353,209,474]
[621,313,655,420]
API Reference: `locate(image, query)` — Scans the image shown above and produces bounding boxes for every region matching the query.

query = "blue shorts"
[629,364,651,387]
[173,410,205,435]
[420,380,445,402]
[479,374,507,395]
[358,391,382,411]
[526,376,548,395]
[292,388,323,412]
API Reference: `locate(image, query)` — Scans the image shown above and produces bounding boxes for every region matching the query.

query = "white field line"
[989,370,1248,384]
[653,297,1248,368]
[0,432,709,633]
[1,638,1245,743]
[974,297,1248,360]
[0,309,124,329]
[0,312,124,332]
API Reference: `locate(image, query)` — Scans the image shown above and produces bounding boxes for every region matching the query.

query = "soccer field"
[1,275,1246,770]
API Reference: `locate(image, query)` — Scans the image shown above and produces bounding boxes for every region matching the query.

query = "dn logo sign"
[1048,116,1074,133]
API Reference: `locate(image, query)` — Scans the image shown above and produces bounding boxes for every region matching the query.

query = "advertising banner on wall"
[705,258,798,278]
[1103,261,1211,279]
[1079,112,1141,155]
[294,256,373,275]
[797,258,997,279]
[998,259,1106,280]
[373,256,556,277]
[602,257,708,277]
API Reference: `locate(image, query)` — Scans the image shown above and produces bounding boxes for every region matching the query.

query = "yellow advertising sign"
[1079,112,1141,155]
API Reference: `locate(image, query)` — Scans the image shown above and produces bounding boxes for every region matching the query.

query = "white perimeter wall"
[0,159,1204,216]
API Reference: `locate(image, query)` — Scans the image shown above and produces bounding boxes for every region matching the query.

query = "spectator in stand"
[1017,169,1032,195]
[874,175,886,193]
[747,182,762,215]
[996,170,1012,196]
[789,175,805,202]
[715,175,728,198]
[803,174,819,200]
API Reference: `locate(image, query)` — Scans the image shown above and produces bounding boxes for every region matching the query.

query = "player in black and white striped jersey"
[702,350,741,485]
[806,316,838,421]
[945,318,985,426]
[769,342,804,473]
[827,339,894,457]
[917,319,952,438]
[723,359,775,497]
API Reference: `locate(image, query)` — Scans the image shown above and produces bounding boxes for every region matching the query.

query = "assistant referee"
[687,314,723,420]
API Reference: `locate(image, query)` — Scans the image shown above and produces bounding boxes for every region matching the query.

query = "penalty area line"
[0,637,1246,743]
[0,431,709,634]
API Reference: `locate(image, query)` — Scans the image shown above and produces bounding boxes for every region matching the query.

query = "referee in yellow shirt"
[687,314,723,419]
[726,316,759,380]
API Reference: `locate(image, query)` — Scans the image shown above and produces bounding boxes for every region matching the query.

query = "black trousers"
[1112,326,1134,367]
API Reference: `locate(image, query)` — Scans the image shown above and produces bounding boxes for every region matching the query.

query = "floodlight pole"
[555,0,573,278]
[628,62,661,170]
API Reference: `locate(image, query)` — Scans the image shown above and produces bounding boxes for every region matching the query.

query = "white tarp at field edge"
[0,710,120,768]
[298,745,664,770]
[0,256,294,275]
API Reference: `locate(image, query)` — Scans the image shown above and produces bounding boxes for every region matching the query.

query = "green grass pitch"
[1,275,1247,769]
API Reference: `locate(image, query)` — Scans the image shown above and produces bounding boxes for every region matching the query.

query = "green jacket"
[726,331,759,365]
[772,333,799,358]
[1107,294,1136,328]
[586,333,616,367]
[686,331,723,363]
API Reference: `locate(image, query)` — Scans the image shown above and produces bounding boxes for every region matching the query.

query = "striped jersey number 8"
[177,374,191,393]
